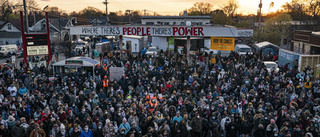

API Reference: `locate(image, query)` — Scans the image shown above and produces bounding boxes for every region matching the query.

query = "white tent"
[53,56,99,67]
[52,56,100,78]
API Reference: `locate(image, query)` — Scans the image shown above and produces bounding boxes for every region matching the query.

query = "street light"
[43,5,49,11]
[70,17,77,26]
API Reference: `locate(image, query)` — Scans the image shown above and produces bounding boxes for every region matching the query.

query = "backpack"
[7,121,15,130]
[202,119,212,130]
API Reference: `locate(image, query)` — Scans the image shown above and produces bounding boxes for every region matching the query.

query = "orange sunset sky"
[22,0,291,15]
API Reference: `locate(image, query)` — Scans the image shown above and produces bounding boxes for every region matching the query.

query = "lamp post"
[70,17,78,26]
[43,5,49,11]
[186,21,191,57]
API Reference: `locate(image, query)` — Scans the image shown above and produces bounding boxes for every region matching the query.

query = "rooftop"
[140,16,211,19]
[0,32,21,38]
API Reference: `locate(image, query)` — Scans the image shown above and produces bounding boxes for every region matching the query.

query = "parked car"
[218,50,231,57]
[75,41,88,54]
[235,44,252,56]
[263,61,279,74]
[0,45,18,58]
[146,47,160,56]
[201,47,218,55]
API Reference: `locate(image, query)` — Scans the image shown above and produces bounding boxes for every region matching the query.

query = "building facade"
[141,16,211,26]
[291,30,320,55]
[0,20,22,45]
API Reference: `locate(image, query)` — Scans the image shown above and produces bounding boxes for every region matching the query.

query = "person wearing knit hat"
[103,119,115,137]
[172,111,182,123]
[8,115,15,121]
[7,115,15,130]
[266,119,279,133]
[119,117,130,135]
[106,119,110,125]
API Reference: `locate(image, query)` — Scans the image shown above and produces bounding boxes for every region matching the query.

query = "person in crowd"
[103,119,115,137]
[80,124,93,137]
[30,123,46,137]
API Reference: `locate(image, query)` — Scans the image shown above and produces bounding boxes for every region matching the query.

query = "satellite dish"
[186,21,191,26]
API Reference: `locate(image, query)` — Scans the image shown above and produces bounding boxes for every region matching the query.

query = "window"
[283,39,288,45]
[163,22,169,25]
[146,22,154,25]
[180,22,185,25]
[42,24,46,30]
[172,22,176,25]
[8,24,12,30]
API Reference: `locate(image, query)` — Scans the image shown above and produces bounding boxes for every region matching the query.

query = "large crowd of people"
[0,46,319,137]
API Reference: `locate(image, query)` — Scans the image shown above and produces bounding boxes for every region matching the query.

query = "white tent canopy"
[53,57,100,67]
[254,41,278,48]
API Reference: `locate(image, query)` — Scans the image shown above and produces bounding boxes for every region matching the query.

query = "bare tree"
[222,0,239,18]
[15,0,39,14]
[0,0,13,21]
[307,0,320,21]
[182,2,213,15]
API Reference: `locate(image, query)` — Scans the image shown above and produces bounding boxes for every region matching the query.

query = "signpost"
[20,11,52,71]
[27,45,49,56]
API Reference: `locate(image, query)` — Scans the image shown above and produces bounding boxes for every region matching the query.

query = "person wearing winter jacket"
[226,119,237,137]
[57,108,67,122]
[29,123,46,137]
[70,125,81,137]
[118,118,130,135]
[254,124,266,137]
[103,119,114,137]
[80,125,93,137]
[240,117,252,137]
[93,123,103,137]
[191,112,203,137]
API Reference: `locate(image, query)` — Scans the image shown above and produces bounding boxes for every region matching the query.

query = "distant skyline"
[29,0,290,15]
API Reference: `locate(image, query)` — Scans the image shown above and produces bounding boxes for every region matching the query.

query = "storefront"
[52,57,100,78]
[291,30,320,55]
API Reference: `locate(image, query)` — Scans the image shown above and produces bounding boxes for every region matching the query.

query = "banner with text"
[109,67,125,81]
[70,26,237,37]
[237,29,253,37]
[210,37,235,51]
[27,45,49,56]
[278,49,302,69]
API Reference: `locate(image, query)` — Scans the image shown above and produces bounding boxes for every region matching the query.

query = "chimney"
[184,11,187,16]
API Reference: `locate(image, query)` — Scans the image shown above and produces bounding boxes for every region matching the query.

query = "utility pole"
[23,0,29,33]
[103,0,109,24]
[33,11,36,33]
[258,0,262,29]
[143,9,147,16]
[59,12,61,44]
[258,0,262,42]
[128,10,132,24]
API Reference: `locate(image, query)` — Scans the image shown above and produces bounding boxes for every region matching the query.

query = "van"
[0,45,18,57]
[234,44,252,56]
